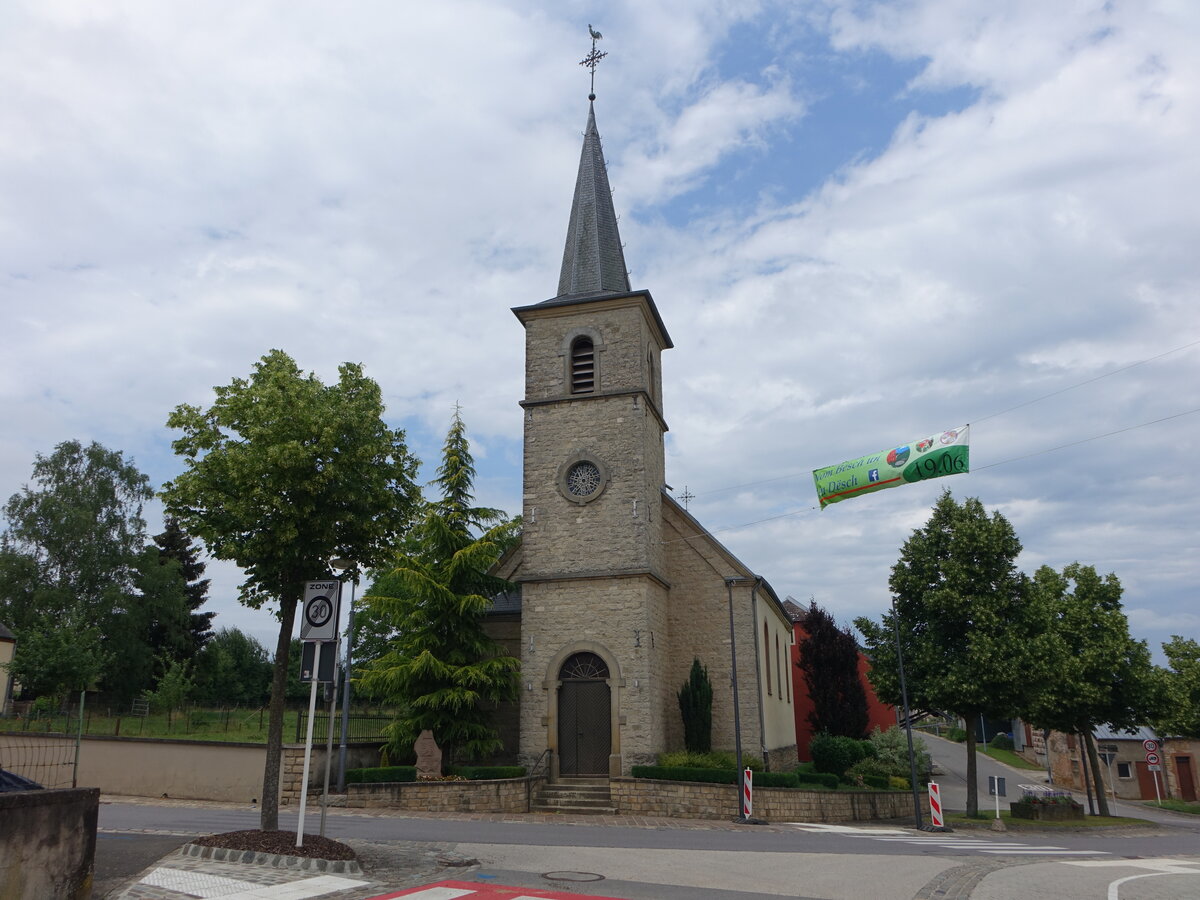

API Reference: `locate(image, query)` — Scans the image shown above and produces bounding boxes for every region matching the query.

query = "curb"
[178,842,364,876]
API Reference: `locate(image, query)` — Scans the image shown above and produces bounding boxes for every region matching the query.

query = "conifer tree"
[153,517,214,656]
[360,408,520,763]
[677,658,713,753]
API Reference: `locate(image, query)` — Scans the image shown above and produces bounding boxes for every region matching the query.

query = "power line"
[972,338,1200,425]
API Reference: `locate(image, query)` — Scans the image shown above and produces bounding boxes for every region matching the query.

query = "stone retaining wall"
[611,777,926,823]
[344,775,547,813]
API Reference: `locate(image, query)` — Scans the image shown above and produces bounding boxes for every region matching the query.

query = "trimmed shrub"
[990,733,1014,751]
[445,765,526,780]
[631,766,796,788]
[657,750,762,771]
[947,727,967,743]
[810,733,869,777]
[888,776,910,790]
[794,771,839,789]
[860,774,889,790]
[346,766,417,784]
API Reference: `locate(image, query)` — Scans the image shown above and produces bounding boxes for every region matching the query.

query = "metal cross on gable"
[679,485,695,510]
[580,24,607,100]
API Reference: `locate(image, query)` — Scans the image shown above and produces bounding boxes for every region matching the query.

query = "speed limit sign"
[300,581,341,641]
[1143,739,1159,753]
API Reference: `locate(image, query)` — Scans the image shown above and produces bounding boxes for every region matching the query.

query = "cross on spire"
[580,24,607,100]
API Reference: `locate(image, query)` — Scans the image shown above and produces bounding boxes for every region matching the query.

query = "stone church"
[489,98,798,779]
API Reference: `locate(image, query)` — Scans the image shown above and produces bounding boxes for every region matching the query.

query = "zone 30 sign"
[300,581,341,642]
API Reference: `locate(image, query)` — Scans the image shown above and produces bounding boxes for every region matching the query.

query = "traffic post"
[743,768,753,818]
[296,581,341,848]
[1144,739,1163,805]
[928,781,944,828]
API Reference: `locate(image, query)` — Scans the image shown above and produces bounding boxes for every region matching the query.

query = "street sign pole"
[296,641,322,848]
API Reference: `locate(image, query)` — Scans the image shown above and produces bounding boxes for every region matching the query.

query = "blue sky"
[1,0,1197,664]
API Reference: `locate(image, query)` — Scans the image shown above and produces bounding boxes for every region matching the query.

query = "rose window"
[566,461,602,497]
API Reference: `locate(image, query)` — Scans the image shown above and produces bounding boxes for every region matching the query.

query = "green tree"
[678,658,713,753]
[162,350,420,829]
[102,545,194,708]
[0,440,162,701]
[153,517,215,656]
[1024,563,1160,815]
[855,492,1046,816]
[360,409,520,763]
[797,599,869,739]
[1153,636,1200,738]
[192,627,273,707]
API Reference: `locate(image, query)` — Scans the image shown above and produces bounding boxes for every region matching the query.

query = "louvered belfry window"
[571,337,595,393]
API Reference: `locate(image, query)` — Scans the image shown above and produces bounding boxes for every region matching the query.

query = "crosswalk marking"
[788,822,1109,856]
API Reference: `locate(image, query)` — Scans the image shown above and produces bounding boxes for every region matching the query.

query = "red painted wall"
[790,624,897,761]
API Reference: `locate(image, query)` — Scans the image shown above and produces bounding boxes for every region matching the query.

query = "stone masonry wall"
[611,777,926,824]
[344,776,544,813]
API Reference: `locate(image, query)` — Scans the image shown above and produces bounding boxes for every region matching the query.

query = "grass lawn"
[979,746,1044,771]
[947,810,1151,829]
[1147,798,1200,815]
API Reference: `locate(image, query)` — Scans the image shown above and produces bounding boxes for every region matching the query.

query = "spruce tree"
[359,408,520,763]
[153,517,214,656]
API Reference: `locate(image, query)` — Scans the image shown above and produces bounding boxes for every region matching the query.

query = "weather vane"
[580,24,607,101]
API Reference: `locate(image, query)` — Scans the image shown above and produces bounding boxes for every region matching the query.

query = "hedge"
[445,765,527,780]
[859,774,889,790]
[346,766,417,784]
[794,771,840,789]
[631,766,798,788]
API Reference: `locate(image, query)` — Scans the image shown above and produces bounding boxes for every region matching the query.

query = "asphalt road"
[920,732,1197,828]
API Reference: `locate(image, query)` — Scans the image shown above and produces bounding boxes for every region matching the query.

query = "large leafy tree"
[0,440,166,701]
[153,517,215,657]
[1023,563,1157,816]
[360,409,520,763]
[797,599,869,740]
[162,350,420,829]
[1153,636,1200,738]
[855,492,1047,816]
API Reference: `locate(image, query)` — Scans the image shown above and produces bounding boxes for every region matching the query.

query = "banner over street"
[813,425,970,509]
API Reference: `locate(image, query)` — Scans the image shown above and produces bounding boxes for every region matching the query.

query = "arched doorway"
[557,652,611,776]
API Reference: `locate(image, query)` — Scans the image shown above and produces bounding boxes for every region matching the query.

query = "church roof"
[555,101,631,298]
[0,622,14,642]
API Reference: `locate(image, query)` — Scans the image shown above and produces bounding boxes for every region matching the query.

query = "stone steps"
[531,779,616,815]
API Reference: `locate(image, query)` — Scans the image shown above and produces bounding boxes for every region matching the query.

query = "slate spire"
[556,101,631,298]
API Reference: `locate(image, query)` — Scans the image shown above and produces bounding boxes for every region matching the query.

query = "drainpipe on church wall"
[749,576,768,772]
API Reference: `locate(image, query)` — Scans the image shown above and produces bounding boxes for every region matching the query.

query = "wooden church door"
[557,652,611,776]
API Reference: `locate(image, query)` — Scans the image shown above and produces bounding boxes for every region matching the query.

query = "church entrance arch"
[557,652,611,776]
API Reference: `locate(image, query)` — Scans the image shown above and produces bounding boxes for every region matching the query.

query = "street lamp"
[331,558,359,792]
[890,596,925,828]
[725,575,751,822]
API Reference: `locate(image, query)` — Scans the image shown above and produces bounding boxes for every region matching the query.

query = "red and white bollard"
[928,781,944,828]
[742,767,753,818]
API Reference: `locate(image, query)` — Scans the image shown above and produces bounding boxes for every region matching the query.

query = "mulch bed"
[191,830,357,860]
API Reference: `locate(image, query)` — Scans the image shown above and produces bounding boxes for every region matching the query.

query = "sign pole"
[295,642,322,848]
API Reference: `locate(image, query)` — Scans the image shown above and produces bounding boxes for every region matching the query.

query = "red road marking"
[367,879,630,899]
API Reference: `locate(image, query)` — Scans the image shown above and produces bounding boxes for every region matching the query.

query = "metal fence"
[0,733,77,788]
[294,711,392,743]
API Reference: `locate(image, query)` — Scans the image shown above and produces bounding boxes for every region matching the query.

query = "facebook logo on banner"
[868,469,880,483]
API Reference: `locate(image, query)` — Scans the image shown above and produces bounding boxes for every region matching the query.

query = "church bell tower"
[511,96,675,776]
